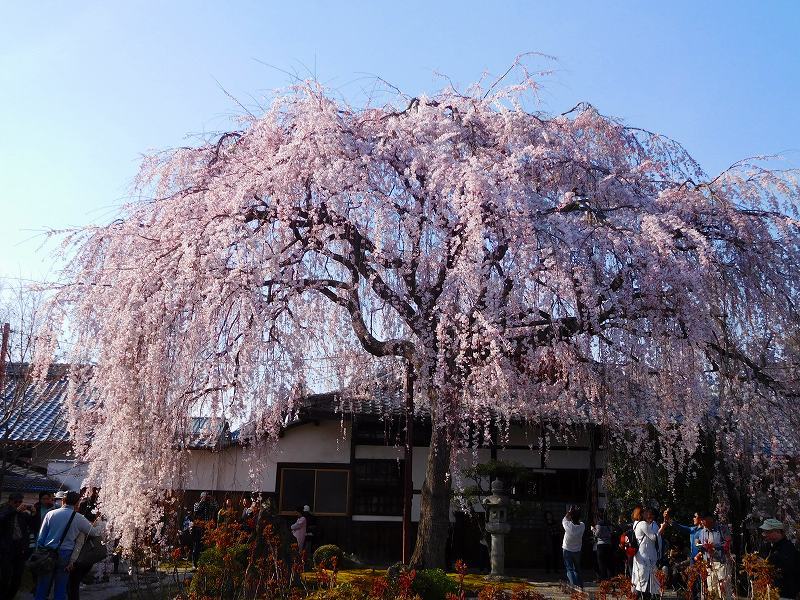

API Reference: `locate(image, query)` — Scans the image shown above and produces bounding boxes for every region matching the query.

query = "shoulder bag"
[76,531,108,567]
[26,510,77,577]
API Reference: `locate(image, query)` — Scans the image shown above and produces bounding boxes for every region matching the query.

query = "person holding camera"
[562,506,586,588]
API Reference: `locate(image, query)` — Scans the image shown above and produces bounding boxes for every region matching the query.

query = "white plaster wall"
[182,419,603,507]
[185,420,351,492]
[411,448,428,490]
[412,492,421,521]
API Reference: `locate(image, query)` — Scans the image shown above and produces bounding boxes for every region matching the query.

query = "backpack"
[619,522,640,558]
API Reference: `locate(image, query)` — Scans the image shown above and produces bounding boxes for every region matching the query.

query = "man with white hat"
[759,518,799,600]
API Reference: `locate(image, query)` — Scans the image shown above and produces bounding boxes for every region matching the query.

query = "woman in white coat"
[631,507,668,599]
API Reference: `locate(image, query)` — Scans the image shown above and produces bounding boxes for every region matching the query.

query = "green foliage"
[313,544,344,568]
[411,568,458,600]
[385,565,456,600]
[188,543,250,596]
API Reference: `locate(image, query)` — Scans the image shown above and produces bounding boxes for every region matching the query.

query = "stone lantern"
[482,479,512,578]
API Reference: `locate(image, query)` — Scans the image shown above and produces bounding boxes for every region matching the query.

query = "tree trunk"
[409,422,451,569]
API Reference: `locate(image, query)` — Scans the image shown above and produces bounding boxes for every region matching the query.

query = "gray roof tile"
[1,364,227,448]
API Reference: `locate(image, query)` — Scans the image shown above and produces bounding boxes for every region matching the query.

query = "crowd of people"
[0,488,319,599]
[180,491,317,569]
[0,488,111,600]
[555,505,800,600]
[4,486,799,600]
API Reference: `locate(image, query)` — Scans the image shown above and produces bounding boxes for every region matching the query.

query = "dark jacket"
[0,503,32,556]
[79,497,99,521]
[763,537,800,599]
[193,499,219,522]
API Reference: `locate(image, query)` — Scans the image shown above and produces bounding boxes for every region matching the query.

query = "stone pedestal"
[486,523,511,577]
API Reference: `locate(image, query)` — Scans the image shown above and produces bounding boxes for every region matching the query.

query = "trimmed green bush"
[313,544,344,568]
[189,544,249,596]
[386,564,458,600]
[412,568,458,600]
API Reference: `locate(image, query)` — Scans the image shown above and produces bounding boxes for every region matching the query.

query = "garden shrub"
[313,544,344,568]
[188,543,251,596]
[411,568,458,600]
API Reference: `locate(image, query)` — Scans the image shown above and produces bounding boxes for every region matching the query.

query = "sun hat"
[758,518,785,531]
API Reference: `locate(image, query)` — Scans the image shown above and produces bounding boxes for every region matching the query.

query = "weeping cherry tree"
[36,68,800,565]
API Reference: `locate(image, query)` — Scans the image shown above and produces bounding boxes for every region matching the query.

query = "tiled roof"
[185,416,231,448]
[0,364,87,443]
[1,364,228,449]
[3,363,403,447]
[301,385,406,418]
[0,463,65,494]
[232,386,409,442]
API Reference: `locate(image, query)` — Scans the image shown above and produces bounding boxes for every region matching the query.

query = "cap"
[303,505,311,513]
[54,491,68,499]
[758,518,785,531]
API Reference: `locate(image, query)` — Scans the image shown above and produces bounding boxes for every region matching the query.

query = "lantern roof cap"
[482,479,510,506]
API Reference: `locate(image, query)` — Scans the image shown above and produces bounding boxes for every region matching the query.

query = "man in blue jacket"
[664,509,703,562]
[34,490,101,600]
[664,508,703,599]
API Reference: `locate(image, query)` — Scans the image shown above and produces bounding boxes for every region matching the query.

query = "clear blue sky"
[2,1,798,283]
